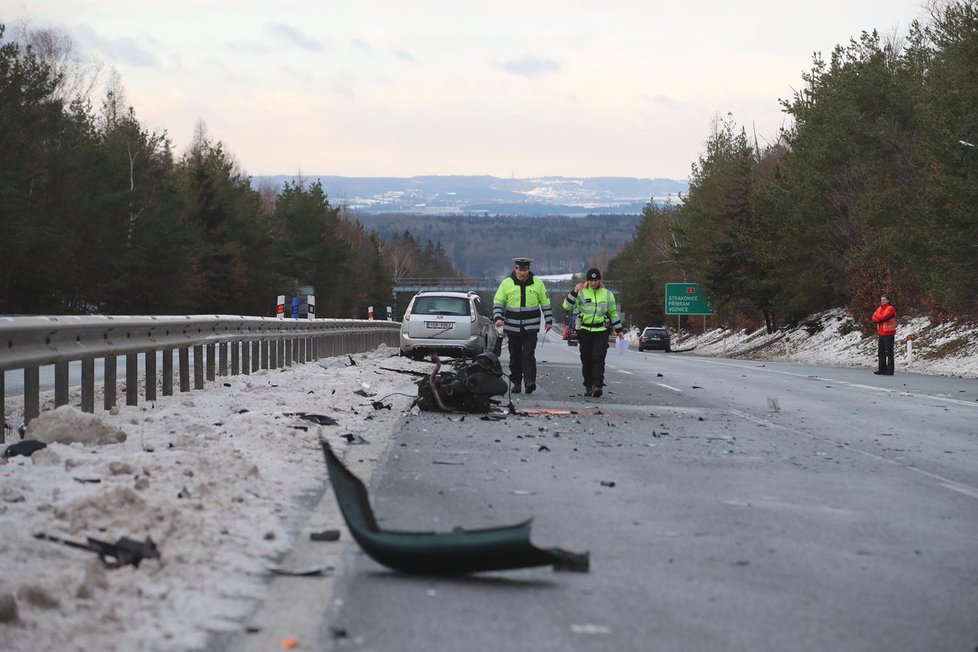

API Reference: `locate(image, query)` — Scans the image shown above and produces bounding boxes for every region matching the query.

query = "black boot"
[525,383,536,394]
[584,386,593,397]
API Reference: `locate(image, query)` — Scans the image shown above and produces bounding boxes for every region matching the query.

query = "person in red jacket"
[872,294,897,375]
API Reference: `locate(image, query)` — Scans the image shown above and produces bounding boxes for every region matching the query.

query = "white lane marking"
[679,357,978,409]
[939,482,978,500]
[729,409,978,501]
[619,369,634,375]
[655,382,684,393]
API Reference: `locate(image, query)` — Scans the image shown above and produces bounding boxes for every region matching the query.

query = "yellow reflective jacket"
[492,273,553,334]
[562,286,622,333]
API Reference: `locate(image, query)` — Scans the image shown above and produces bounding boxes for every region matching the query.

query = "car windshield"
[644,329,666,336]
[412,296,470,316]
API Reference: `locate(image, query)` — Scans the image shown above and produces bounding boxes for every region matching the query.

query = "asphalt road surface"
[255,341,978,652]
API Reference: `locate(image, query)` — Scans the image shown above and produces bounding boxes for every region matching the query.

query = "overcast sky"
[6,0,927,179]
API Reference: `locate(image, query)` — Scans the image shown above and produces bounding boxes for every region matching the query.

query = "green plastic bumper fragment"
[321,440,589,575]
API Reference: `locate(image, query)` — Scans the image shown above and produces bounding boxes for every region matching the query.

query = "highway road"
[234,341,978,652]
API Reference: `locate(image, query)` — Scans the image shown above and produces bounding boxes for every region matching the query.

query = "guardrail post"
[55,361,69,407]
[219,343,228,376]
[206,344,216,381]
[1,371,5,442]
[146,351,157,401]
[162,349,173,395]
[261,340,270,370]
[126,354,138,406]
[251,341,260,372]
[25,366,40,426]
[242,342,251,375]
[231,341,240,375]
[193,345,204,389]
[179,348,190,392]
[81,357,95,412]
[104,355,117,410]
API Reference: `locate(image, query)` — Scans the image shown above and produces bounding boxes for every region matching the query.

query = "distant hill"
[250,174,688,217]
[353,213,644,278]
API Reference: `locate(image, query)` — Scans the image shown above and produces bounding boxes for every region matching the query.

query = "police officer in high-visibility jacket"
[563,267,623,397]
[493,257,553,394]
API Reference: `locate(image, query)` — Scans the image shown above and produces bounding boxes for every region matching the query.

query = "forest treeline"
[355,213,641,278]
[0,24,457,317]
[4,3,977,328]
[609,1,978,332]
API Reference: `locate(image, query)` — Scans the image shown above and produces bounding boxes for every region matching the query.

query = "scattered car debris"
[310,529,341,542]
[177,487,191,499]
[320,439,589,574]
[340,433,370,445]
[2,440,47,458]
[72,477,101,484]
[354,389,376,397]
[268,564,334,576]
[378,366,429,378]
[371,401,392,410]
[34,533,161,569]
[600,481,616,488]
[0,592,19,624]
[347,355,357,366]
[297,413,339,426]
[415,353,508,413]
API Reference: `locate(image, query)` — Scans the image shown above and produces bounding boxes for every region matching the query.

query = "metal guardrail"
[0,315,401,442]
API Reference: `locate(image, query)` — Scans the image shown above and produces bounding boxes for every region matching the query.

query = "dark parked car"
[399,291,498,359]
[638,326,671,352]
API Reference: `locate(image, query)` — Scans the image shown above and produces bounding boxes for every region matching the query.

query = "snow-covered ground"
[0,345,423,652]
[1,309,976,651]
[656,308,978,378]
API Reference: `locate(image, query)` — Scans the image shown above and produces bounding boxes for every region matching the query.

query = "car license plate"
[425,321,453,330]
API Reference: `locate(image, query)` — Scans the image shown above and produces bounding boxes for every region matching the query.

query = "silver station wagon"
[399,291,498,360]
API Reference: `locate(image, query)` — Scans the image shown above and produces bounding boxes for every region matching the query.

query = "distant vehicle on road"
[399,291,497,359]
[638,326,671,352]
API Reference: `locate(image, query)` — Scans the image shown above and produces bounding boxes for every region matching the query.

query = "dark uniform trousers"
[878,334,895,374]
[577,329,610,389]
[507,332,538,388]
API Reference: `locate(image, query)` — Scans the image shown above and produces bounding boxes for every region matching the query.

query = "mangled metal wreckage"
[414,352,509,413]
[321,440,589,575]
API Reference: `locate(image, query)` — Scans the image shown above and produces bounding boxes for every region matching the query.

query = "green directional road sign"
[665,283,713,315]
